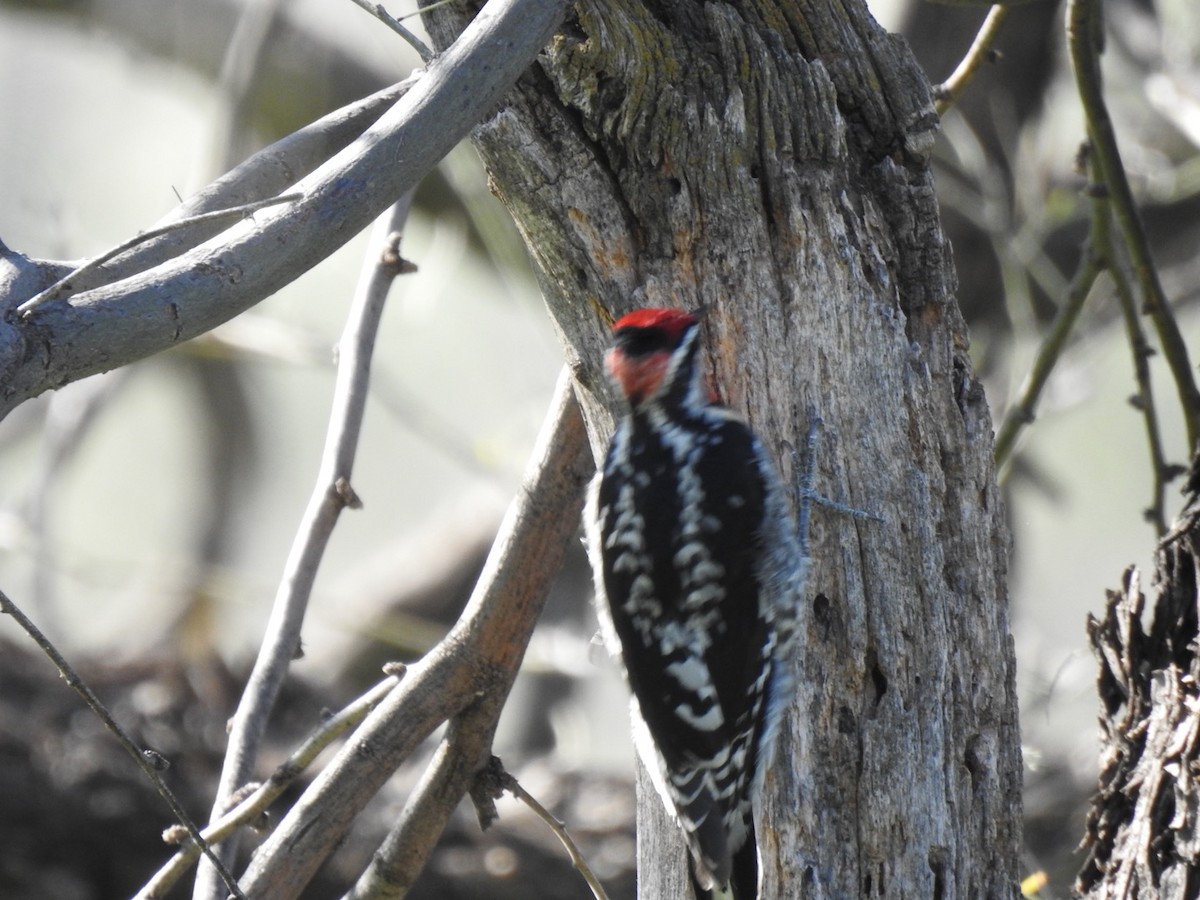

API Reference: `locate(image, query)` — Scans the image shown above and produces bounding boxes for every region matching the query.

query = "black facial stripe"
[613,325,677,358]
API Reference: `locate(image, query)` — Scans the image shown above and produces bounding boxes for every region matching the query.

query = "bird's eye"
[614,326,672,358]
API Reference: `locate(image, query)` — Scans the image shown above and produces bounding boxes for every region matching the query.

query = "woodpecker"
[585,307,809,900]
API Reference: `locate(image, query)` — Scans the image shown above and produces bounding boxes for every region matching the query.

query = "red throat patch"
[605,347,672,406]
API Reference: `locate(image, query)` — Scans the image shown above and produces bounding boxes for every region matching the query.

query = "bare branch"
[501,764,611,900]
[343,711,492,899]
[2,78,417,315]
[999,6,1198,502]
[0,0,566,420]
[17,195,302,315]
[347,0,434,62]
[1102,198,1172,535]
[994,171,1106,473]
[933,5,1010,116]
[344,691,611,899]
[1067,0,1200,449]
[234,369,593,898]
[194,196,416,898]
[0,585,245,899]
[134,668,405,900]
[114,79,417,289]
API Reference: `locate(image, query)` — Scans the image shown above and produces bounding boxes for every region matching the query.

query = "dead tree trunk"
[1078,457,1200,899]
[426,0,1022,895]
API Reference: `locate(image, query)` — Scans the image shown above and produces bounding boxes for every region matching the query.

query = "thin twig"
[134,667,405,899]
[7,80,417,304]
[994,189,1107,474]
[502,767,611,900]
[17,194,302,315]
[407,0,461,19]
[1099,189,1171,535]
[347,0,434,61]
[198,196,416,890]
[1067,0,1200,450]
[934,5,1010,116]
[71,79,416,297]
[0,586,245,900]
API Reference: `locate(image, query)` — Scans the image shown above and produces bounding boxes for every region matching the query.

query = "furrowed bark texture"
[427,0,1020,896]
[1077,459,1200,899]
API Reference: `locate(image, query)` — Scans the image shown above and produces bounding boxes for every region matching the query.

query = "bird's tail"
[688,824,758,900]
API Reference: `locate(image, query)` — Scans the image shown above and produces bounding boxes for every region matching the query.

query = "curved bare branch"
[0,0,566,421]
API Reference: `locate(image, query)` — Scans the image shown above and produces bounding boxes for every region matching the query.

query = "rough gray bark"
[1077,457,1200,899]
[425,0,1021,896]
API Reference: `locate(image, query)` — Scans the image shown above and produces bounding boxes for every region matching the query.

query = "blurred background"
[0,0,1197,896]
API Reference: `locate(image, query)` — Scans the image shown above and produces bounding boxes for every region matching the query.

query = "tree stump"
[1079,456,1200,898]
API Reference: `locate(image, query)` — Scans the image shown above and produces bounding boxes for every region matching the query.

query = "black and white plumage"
[585,308,809,899]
